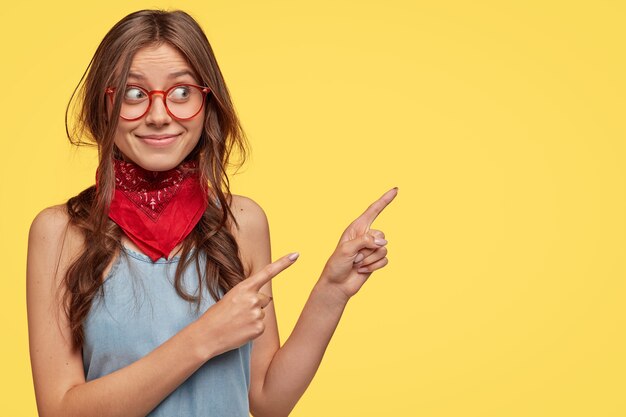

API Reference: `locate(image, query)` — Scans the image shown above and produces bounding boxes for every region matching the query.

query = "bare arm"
[58,323,215,417]
[244,188,398,417]
[27,206,220,417]
[251,279,351,417]
[27,205,296,417]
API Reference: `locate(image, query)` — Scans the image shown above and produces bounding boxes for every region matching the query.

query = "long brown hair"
[62,9,250,351]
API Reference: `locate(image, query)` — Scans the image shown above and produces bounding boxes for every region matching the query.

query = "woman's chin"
[120,153,186,172]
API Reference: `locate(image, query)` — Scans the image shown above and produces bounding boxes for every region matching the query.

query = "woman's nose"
[145,93,172,126]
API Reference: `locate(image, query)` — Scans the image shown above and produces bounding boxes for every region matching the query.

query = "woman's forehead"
[130,44,192,71]
[113,43,200,84]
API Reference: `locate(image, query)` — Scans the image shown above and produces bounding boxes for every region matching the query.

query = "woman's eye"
[169,86,191,100]
[124,87,146,101]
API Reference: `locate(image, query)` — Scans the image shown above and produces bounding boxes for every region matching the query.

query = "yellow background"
[1,1,624,416]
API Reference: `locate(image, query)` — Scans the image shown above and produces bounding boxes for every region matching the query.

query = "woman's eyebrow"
[128,70,195,79]
[168,70,195,79]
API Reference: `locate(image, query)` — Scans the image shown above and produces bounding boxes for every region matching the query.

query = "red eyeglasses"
[105,83,211,121]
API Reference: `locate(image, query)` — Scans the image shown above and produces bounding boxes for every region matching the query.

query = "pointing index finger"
[355,187,398,231]
[248,252,299,291]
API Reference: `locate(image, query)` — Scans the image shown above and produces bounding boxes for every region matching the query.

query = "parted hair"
[62,9,250,351]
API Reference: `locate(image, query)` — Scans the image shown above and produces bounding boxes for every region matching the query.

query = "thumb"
[258,292,273,309]
[339,233,387,261]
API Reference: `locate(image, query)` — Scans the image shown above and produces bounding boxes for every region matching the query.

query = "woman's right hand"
[197,251,299,357]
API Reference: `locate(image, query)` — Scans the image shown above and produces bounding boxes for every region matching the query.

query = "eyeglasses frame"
[105,83,211,121]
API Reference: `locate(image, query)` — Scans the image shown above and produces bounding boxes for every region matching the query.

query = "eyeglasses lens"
[120,85,205,119]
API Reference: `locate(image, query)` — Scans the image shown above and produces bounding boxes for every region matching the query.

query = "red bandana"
[101,158,208,262]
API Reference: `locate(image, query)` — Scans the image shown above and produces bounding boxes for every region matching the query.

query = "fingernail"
[357,267,369,273]
[288,252,300,261]
[374,238,387,245]
[354,253,365,264]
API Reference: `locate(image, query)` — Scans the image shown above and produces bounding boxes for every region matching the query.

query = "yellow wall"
[2,1,624,416]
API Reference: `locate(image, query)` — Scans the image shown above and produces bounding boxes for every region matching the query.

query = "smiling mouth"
[137,133,181,146]
[137,133,181,140]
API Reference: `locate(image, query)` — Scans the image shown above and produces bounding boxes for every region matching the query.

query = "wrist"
[313,277,351,310]
[186,318,219,362]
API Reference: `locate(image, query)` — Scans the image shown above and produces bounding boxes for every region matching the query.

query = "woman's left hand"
[319,187,398,303]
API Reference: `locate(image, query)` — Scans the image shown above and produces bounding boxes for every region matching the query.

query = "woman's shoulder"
[227,194,269,233]
[28,203,84,261]
[29,204,70,239]
[227,195,271,276]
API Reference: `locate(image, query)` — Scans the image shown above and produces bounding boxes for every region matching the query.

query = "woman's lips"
[137,133,181,146]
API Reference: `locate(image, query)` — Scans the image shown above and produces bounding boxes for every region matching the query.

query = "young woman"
[26,9,397,417]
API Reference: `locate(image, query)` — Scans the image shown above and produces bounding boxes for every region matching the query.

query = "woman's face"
[110,43,205,171]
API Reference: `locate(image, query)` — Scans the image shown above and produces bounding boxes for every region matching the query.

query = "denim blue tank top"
[82,246,252,417]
